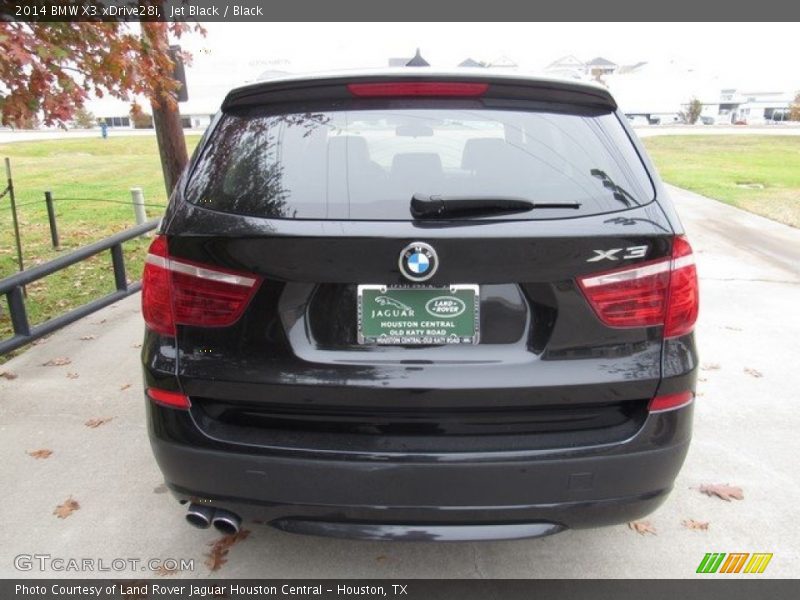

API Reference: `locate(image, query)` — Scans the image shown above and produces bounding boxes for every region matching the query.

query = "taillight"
[649,391,694,412]
[141,235,259,336]
[578,236,699,337]
[142,236,174,336]
[347,82,489,98]
[147,387,191,409]
[664,237,699,337]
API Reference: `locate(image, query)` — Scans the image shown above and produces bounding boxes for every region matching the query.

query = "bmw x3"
[141,70,699,541]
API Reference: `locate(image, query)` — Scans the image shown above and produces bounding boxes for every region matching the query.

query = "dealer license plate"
[357,284,479,345]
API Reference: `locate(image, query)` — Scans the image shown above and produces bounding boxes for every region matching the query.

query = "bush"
[790,93,800,121]
[679,98,703,125]
[131,111,154,129]
[72,107,95,129]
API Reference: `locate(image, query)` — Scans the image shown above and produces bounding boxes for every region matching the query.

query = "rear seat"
[390,153,444,195]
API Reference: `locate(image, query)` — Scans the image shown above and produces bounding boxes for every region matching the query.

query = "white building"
[544,55,587,80]
[544,56,619,81]
[585,57,618,78]
[605,60,722,123]
[717,89,795,124]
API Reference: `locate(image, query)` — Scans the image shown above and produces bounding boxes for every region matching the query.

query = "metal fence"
[0,218,158,355]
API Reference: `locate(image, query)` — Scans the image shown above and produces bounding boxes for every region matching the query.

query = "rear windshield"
[185,106,654,220]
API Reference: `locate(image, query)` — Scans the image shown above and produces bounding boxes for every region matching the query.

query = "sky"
[86,22,800,115]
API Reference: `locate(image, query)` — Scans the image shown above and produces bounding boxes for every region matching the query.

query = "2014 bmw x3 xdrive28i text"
[141,70,699,541]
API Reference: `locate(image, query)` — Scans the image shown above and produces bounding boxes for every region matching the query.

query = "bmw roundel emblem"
[399,242,438,282]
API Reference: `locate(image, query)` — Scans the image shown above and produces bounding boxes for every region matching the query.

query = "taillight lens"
[147,387,191,409]
[141,236,174,336]
[578,236,699,337]
[347,82,489,98]
[664,237,699,337]
[141,235,259,336]
[649,391,694,412]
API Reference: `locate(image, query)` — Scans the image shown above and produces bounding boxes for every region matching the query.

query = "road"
[634,125,800,137]
[2,124,800,146]
[1,186,798,578]
[0,128,199,145]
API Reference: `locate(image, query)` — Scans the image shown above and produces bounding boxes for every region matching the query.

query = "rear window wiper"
[410,194,581,219]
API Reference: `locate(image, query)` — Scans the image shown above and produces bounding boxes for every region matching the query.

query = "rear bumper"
[149,403,692,540]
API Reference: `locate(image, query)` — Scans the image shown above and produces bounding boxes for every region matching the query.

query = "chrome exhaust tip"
[211,509,241,535]
[185,503,215,529]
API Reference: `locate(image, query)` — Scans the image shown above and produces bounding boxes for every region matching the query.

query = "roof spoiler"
[221,74,617,112]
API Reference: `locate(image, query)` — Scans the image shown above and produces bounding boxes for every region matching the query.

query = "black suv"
[141,70,699,541]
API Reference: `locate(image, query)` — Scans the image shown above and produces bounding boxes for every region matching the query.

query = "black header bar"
[2,0,800,22]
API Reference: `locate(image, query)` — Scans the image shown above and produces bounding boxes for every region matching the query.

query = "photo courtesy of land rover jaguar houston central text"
[140,70,699,541]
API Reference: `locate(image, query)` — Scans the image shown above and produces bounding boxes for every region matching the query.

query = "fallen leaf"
[43,357,72,366]
[79,335,97,341]
[84,417,113,428]
[132,343,142,348]
[0,370,18,380]
[94,319,107,325]
[744,367,763,378]
[155,564,179,577]
[28,449,53,459]
[697,483,744,502]
[205,529,250,571]
[120,383,132,391]
[628,520,657,535]
[682,519,709,531]
[701,363,720,371]
[66,372,79,379]
[32,335,52,346]
[54,497,80,519]
[153,483,168,494]
[698,376,708,383]
[376,555,388,562]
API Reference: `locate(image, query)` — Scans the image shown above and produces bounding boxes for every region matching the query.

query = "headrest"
[461,138,511,171]
[391,153,443,178]
[327,135,371,164]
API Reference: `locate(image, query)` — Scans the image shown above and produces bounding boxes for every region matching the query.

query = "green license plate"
[357,284,480,345]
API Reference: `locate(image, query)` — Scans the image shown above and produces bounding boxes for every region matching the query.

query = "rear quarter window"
[184,106,654,220]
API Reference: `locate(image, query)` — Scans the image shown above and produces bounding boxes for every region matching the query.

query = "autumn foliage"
[791,92,800,121]
[0,21,203,128]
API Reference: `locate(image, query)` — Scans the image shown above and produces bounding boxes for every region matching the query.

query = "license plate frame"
[357,284,480,346]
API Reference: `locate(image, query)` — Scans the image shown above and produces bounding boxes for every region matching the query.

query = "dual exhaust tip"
[185,504,241,535]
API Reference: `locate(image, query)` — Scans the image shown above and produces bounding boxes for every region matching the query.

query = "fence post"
[44,191,60,250]
[110,243,128,292]
[4,158,24,275]
[131,187,147,227]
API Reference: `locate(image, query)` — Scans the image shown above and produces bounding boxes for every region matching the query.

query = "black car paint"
[142,72,697,541]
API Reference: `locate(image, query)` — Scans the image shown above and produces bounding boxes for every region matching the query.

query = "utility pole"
[141,21,189,196]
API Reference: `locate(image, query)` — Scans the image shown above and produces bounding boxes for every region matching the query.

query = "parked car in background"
[626,115,651,126]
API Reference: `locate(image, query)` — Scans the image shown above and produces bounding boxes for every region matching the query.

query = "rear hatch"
[153,75,683,451]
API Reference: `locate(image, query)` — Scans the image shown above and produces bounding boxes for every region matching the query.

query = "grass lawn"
[0,134,200,359]
[643,135,800,228]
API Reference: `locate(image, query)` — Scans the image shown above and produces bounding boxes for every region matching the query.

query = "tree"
[142,22,189,195]
[0,18,204,192]
[790,93,800,121]
[72,107,95,129]
[679,98,703,124]
[590,68,606,86]
[130,110,154,129]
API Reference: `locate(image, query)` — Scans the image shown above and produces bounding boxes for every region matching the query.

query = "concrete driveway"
[1,186,798,578]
